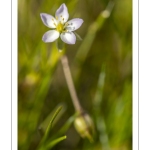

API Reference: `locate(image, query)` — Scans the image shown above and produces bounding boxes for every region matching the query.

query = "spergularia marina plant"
[40,3,94,142]
[40,3,83,44]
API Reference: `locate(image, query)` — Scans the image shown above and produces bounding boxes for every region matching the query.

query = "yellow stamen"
[56,22,64,32]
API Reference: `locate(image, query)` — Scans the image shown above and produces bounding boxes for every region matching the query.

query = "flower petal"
[40,13,57,28]
[60,32,76,44]
[66,18,84,31]
[42,30,59,43]
[55,3,69,23]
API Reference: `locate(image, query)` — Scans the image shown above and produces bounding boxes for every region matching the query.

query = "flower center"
[56,22,64,33]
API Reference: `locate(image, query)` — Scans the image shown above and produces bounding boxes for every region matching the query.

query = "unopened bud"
[74,111,95,142]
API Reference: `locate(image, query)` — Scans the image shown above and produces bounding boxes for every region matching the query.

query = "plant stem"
[60,55,83,112]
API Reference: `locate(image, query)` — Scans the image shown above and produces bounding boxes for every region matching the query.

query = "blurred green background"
[18,0,132,150]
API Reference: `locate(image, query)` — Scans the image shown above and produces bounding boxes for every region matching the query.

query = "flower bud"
[74,111,95,142]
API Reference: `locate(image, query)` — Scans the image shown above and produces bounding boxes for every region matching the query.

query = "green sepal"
[56,38,64,52]
[74,32,82,41]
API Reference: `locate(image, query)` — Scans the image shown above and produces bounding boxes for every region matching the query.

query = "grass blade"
[45,135,67,149]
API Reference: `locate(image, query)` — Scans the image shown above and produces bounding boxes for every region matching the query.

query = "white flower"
[40,3,83,44]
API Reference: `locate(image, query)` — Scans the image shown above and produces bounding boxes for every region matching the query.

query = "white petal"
[60,32,76,44]
[40,13,57,28]
[66,18,84,31]
[55,3,69,23]
[42,30,59,43]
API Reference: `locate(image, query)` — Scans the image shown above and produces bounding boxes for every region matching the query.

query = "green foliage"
[18,0,132,149]
[44,135,67,150]
[37,106,67,150]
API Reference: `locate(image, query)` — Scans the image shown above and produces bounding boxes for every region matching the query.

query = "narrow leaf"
[52,113,77,139]
[45,135,67,149]
[39,103,66,133]
[45,106,62,137]
[38,106,62,149]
